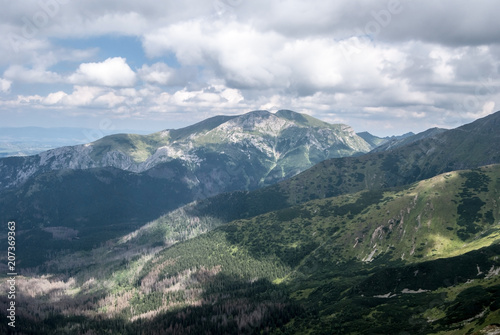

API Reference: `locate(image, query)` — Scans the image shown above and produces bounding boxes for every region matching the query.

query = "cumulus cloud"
[69,57,136,87]
[4,65,62,83]
[15,86,128,109]
[138,63,175,85]
[0,78,12,93]
[155,85,244,108]
[1,0,500,134]
[143,19,418,96]
[481,101,496,116]
[43,86,105,106]
[143,20,287,89]
[4,84,238,110]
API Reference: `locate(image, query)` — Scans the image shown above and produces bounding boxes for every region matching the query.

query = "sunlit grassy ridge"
[89,132,171,163]
[86,110,371,165]
[151,164,499,270]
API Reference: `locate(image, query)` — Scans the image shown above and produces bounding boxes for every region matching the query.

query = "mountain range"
[0,110,380,266]
[172,110,500,226]
[0,110,373,192]
[1,110,499,334]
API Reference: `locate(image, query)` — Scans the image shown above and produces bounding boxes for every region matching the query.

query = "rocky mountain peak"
[0,110,375,192]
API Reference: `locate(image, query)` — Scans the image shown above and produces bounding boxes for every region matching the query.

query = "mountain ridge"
[0,110,372,191]
[3,111,499,269]
[357,130,415,148]
[369,127,447,153]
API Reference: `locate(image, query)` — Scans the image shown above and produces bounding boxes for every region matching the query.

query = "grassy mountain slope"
[2,165,499,334]
[87,115,237,163]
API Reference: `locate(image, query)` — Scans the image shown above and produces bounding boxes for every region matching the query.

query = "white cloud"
[45,86,104,106]
[481,101,495,117]
[143,19,416,97]
[142,20,289,88]
[220,87,244,104]
[94,92,126,107]
[155,85,244,108]
[3,84,241,112]
[18,86,125,108]
[4,65,62,83]
[1,0,500,135]
[138,63,174,85]
[44,91,67,104]
[0,78,12,93]
[69,57,136,87]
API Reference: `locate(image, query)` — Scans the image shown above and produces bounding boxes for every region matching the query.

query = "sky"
[1,0,499,137]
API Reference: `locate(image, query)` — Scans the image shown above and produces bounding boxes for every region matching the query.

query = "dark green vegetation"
[0,165,193,267]
[456,171,492,240]
[2,164,499,334]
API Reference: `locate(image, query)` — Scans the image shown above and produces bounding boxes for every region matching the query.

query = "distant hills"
[367,127,446,152]
[0,126,150,157]
[357,130,415,148]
